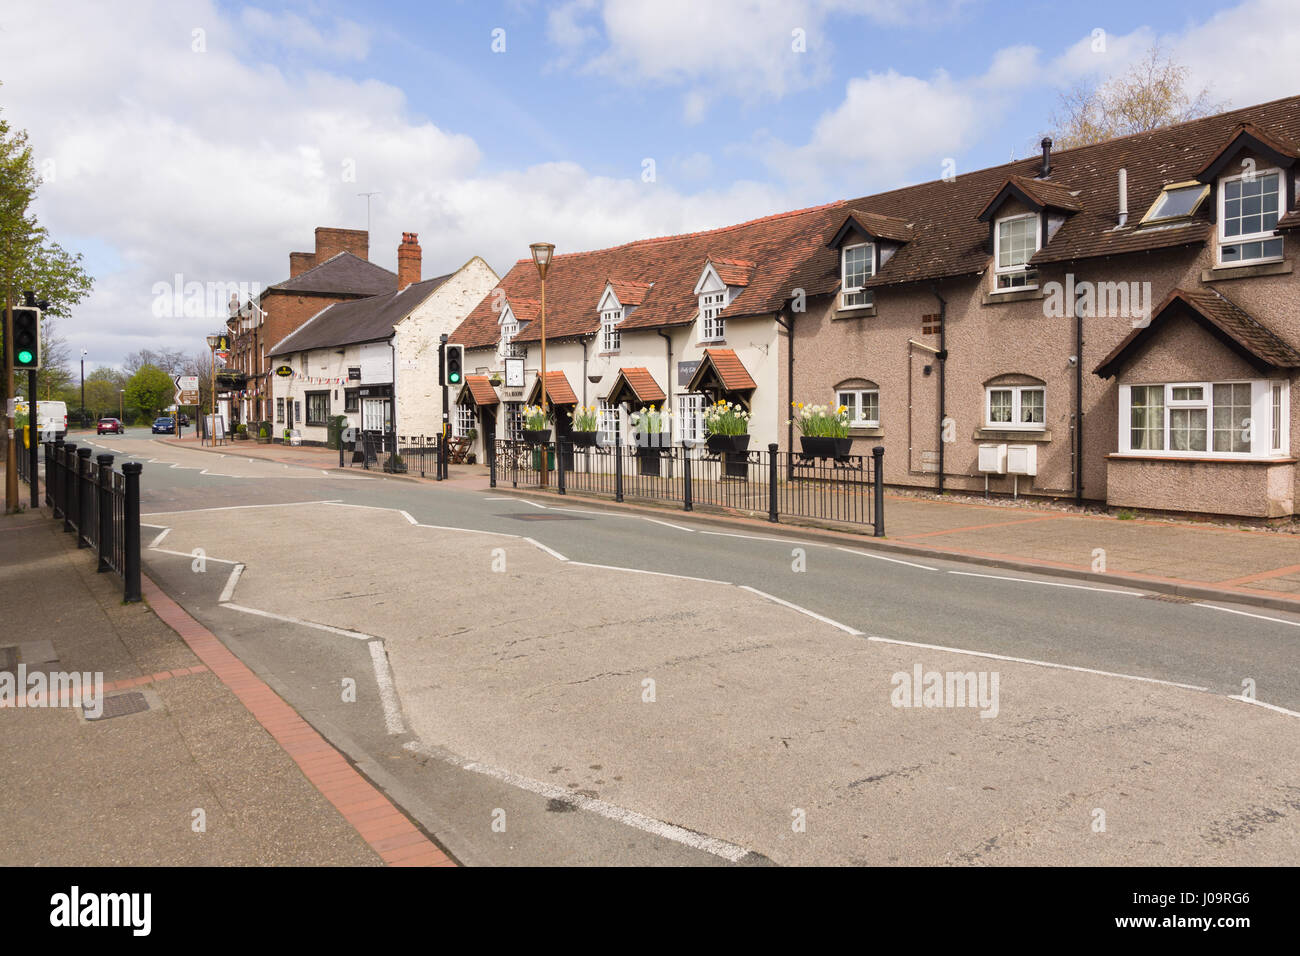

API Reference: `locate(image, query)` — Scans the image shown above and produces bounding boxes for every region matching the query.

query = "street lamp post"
[205,333,221,446]
[80,350,87,429]
[529,242,555,488]
[119,388,124,421]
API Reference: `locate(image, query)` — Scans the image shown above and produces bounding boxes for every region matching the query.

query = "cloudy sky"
[2,0,1298,371]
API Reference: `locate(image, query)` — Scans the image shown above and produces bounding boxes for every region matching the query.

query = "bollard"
[872,445,885,537]
[62,443,78,533]
[44,442,54,510]
[97,454,114,572]
[77,447,93,547]
[556,441,566,495]
[768,443,779,523]
[489,439,497,489]
[614,431,624,503]
[122,462,143,602]
[683,448,693,512]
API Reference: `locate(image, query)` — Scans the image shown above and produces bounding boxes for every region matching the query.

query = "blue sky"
[1,0,1296,368]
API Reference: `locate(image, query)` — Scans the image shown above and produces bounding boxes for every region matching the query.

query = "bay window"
[841,242,874,309]
[1218,169,1285,265]
[985,385,1045,428]
[994,213,1040,291]
[1120,381,1289,457]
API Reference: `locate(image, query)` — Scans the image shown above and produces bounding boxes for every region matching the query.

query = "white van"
[33,400,68,440]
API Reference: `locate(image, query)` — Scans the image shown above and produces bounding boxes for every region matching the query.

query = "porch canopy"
[456,374,500,407]
[526,369,579,407]
[1094,288,1300,379]
[605,366,666,407]
[686,347,758,409]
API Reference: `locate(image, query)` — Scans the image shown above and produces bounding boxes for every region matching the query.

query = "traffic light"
[12,306,41,370]
[445,344,464,386]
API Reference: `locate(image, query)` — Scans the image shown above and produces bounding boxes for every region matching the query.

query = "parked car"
[152,417,175,434]
[97,417,125,434]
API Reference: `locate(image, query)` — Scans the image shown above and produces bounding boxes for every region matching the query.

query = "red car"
[97,418,125,434]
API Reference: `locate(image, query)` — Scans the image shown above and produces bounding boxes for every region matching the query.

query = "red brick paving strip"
[140,574,456,867]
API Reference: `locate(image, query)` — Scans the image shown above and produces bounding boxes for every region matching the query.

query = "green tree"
[84,366,128,420]
[124,364,173,419]
[1047,45,1224,150]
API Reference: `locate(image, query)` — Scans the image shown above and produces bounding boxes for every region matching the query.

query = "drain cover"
[1143,592,1194,603]
[497,513,589,521]
[86,691,150,721]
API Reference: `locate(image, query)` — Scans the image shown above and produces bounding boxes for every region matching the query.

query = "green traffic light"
[17,350,34,365]
[450,372,461,383]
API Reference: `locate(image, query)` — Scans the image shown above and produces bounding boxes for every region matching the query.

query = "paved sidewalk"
[0,490,453,866]
[162,434,1300,608]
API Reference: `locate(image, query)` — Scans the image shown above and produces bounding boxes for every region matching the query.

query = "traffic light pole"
[28,368,38,507]
[4,298,15,514]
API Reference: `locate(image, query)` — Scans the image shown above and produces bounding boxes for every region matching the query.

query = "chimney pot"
[1039,137,1052,178]
[1117,168,1129,227]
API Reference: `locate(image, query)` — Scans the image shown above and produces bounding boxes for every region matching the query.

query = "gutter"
[1075,278,1085,505]
[656,329,673,440]
[773,305,794,454]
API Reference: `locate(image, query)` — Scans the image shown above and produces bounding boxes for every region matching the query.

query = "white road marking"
[399,510,418,525]
[415,523,518,537]
[148,547,241,565]
[368,641,406,734]
[865,635,1210,691]
[701,530,805,545]
[946,570,1141,596]
[219,603,372,640]
[147,528,171,549]
[1193,603,1300,629]
[737,586,864,636]
[1227,695,1300,718]
[218,564,245,604]
[834,546,938,571]
[640,517,697,532]
[142,499,342,517]
[402,741,750,863]
[523,537,568,562]
[568,561,730,586]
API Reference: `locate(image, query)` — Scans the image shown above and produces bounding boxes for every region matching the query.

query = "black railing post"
[52,439,64,517]
[682,447,693,512]
[43,442,53,508]
[556,441,566,495]
[436,433,444,481]
[511,441,518,489]
[122,461,143,603]
[614,432,624,503]
[77,447,93,547]
[489,439,497,488]
[872,445,885,537]
[768,443,779,523]
[62,443,78,533]
[97,453,114,572]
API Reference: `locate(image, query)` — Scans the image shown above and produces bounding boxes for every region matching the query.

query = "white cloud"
[239,7,372,61]
[0,0,794,369]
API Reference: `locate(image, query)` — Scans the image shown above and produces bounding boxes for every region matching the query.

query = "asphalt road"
[64,430,1300,864]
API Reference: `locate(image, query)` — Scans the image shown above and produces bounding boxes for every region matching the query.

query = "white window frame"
[1117,380,1288,459]
[840,242,875,310]
[505,403,524,442]
[984,384,1045,429]
[455,404,475,438]
[598,399,622,443]
[601,307,623,352]
[700,290,728,342]
[837,388,879,427]
[992,213,1040,293]
[678,393,705,443]
[1217,167,1286,267]
[1140,180,1209,224]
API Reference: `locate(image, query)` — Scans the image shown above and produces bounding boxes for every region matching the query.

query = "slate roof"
[269,274,452,355]
[451,95,1300,346]
[267,252,398,298]
[1094,288,1300,378]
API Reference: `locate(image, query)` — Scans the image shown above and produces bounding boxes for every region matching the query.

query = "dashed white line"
[568,561,730,586]
[218,564,245,604]
[219,602,373,640]
[737,585,864,636]
[148,547,241,565]
[946,570,1141,596]
[835,546,938,571]
[523,537,568,562]
[368,641,406,734]
[865,635,1210,691]
[1227,695,1300,718]
[147,528,171,549]
[402,740,750,863]
[1193,603,1300,629]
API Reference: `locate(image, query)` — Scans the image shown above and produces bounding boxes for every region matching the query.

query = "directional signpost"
[175,374,199,437]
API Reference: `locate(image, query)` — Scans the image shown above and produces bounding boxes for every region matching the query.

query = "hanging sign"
[274,365,294,377]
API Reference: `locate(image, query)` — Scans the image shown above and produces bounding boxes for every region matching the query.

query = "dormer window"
[701,290,728,341]
[1141,181,1209,223]
[499,304,523,359]
[994,213,1040,291]
[841,242,874,309]
[1218,168,1284,265]
[601,307,623,351]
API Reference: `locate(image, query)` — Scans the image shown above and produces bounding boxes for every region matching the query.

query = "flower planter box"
[706,433,750,455]
[384,458,408,474]
[799,436,852,460]
[569,430,599,448]
[523,429,552,445]
[636,444,664,476]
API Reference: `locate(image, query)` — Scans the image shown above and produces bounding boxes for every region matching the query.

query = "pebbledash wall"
[459,310,784,459]
[271,257,498,443]
[793,223,1299,518]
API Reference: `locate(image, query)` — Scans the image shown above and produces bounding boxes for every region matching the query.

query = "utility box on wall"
[978,443,1007,474]
[1007,444,1038,476]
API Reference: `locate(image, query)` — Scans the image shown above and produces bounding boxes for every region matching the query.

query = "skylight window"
[1141,181,1209,224]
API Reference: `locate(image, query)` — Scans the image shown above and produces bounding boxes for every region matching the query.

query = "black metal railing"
[491,438,884,534]
[36,440,142,602]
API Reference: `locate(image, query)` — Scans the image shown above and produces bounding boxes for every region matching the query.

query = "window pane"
[1212,383,1252,452]
[998,216,1037,268]
[1273,384,1284,451]
[989,389,1012,424]
[1130,386,1164,450]
[863,390,879,424]
[1020,388,1044,424]
[1149,185,1204,220]
[1170,408,1207,451]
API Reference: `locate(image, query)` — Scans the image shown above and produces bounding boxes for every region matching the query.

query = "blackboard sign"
[678,360,701,387]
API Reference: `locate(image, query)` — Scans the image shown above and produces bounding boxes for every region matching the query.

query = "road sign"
[174,375,199,406]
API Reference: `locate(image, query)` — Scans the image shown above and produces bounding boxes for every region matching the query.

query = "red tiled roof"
[1094,288,1300,378]
[693,348,756,391]
[459,374,499,406]
[606,367,666,405]
[606,278,652,306]
[709,257,756,286]
[527,369,579,405]
[450,200,847,348]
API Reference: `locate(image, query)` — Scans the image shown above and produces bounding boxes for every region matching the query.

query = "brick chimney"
[314,226,369,263]
[289,251,315,277]
[397,232,422,290]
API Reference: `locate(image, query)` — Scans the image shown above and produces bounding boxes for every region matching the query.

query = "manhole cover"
[86,691,150,721]
[497,513,589,521]
[1143,592,1194,603]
